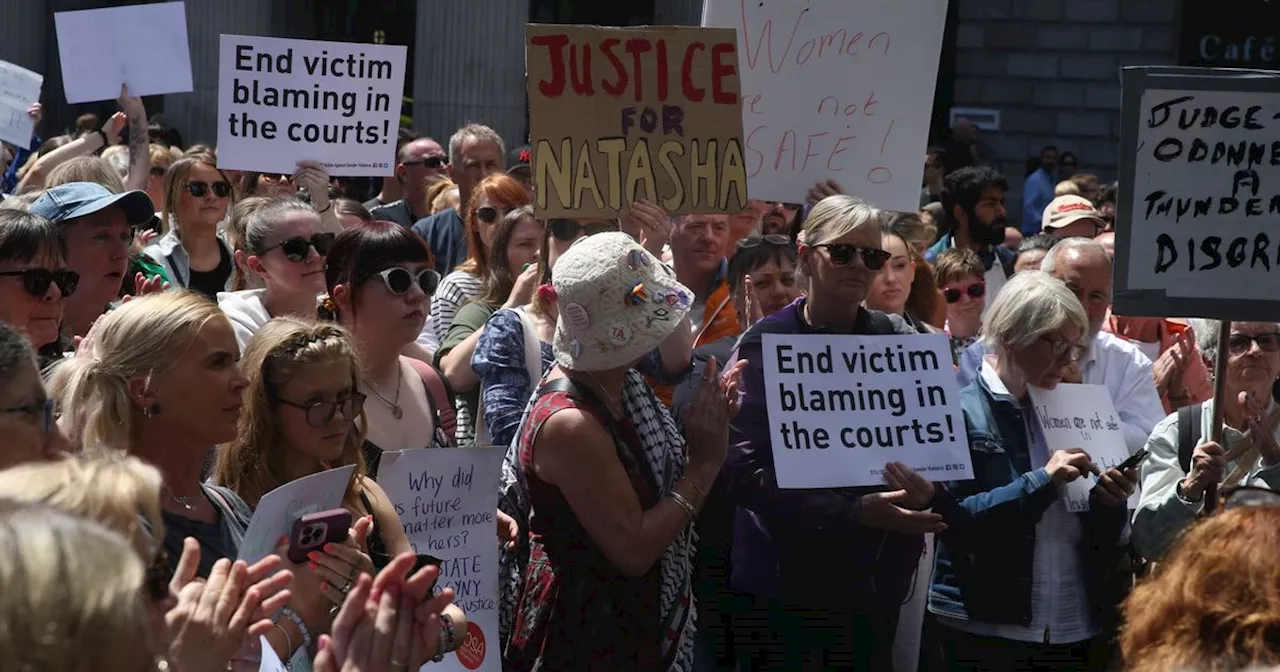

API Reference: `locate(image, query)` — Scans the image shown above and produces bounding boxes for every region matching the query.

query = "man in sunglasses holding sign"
[370,137,448,229]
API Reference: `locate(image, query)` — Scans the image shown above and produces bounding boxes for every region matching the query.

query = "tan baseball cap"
[1042,195,1104,232]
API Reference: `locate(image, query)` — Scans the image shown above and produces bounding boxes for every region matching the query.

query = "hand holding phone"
[287,509,352,565]
[1115,448,1151,474]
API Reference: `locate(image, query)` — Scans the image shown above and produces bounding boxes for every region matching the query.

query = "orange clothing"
[1104,313,1212,414]
[649,278,741,408]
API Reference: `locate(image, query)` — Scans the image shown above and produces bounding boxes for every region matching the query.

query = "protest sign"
[1114,67,1280,321]
[216,35,407,176]
[0,61,41,148]
[54,1,192,104]
[1029,383,1135,512]
[379,447,504,672]
[258,636,287,672]
[237,465,356,564]
[761,333,970,488]
[701,0,948,210]
[525,24,747,218]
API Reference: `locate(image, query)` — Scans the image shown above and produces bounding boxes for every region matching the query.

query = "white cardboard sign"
[54,2,193,104]
[236,465,356,564]
[0,61,42,148]
[216,34,407,176]
[379,447,504,672]
[762,333,971,488]
[701,0,948,210]
[1029,383,1136,512]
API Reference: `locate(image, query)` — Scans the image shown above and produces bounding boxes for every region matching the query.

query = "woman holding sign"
[928,271,1137,670]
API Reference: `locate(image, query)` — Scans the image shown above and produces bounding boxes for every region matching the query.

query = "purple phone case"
[287,509,352,564]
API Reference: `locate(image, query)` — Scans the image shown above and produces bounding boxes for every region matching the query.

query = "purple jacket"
[724,298,924,611]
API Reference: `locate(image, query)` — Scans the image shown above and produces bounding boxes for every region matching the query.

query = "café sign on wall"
[1179,0,1280,68]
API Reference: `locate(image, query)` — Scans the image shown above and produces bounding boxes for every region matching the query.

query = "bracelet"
[666,490,697,520]
[273,622,294,662]
[276,607,312,652]
[432,612,457,662]
[315,201,333,214]
[689,480,709,502]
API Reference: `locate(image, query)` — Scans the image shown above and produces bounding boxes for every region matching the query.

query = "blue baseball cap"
[29,182,154,226]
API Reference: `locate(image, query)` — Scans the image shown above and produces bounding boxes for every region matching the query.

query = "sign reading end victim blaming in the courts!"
[1114,67,1280,321]
[216,35,406,177]
[702,0,949,211]
[525,24,748,219]
[762,333,971,489]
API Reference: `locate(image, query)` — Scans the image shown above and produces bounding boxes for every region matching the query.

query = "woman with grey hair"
[930,270,1137,669]
[1133,319,1280,560]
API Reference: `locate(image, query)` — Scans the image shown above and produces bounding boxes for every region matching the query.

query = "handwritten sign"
[701,0,948,210]
[0,61,41,148]
[54,2,193,104]
[1029,383,1135,512]
[1115,67,1280,321]
[525,24,748,218]
[216,35,407,176]
[761,333,970,488]
[236,465,355,564]
[379,447,503,672]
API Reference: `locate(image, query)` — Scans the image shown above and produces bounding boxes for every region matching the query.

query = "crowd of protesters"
[2,77,1280,672]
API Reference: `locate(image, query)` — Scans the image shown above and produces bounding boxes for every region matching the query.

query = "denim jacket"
[929,372,1128,628]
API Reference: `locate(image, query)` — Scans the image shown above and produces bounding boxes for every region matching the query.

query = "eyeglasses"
[279,392,366,429]
[403,156,447,169]
[377,267,440,296]
[812,244,892,271]
[1039,336,1086,362]
[186,181,232,199]
[149,166,167,178]
[942,282,986,304]
[0,398,55,434]
[1222,486,1280,510]
[737,234,792,250]
[548,218,618,242]
[1228,332,1280,355]
[259,233,335,262]
[0,268,80,298]
[476,206,508,224]
[145,547,172,602]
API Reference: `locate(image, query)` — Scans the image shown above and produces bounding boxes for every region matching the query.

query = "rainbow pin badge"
[626,281,649,306]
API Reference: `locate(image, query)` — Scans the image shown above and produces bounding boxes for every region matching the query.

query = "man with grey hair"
[957,237,1165,452]
[412,123,505,274]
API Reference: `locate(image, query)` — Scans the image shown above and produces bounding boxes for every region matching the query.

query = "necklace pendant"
[391,404,404,420]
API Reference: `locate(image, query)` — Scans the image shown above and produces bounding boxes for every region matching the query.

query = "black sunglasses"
[145,547,172,602]
[1228,332,1280,355]
[404,156,447,169]
[942,282,986,304]
[259,233,335,262]
[812,244,892,271]
[0,398,54,435]
[548,218,617,242]
[186,181,232,198]
[477,206,508,224]
[377,267,440,296]
[0,268,79,298]
[737,234,792,250]
[279,392,366,429]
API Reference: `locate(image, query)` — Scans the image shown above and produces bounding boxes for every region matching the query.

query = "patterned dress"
[503,389,665,672]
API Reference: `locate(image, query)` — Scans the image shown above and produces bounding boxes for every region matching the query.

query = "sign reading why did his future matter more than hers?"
[525,24,748,219]
[379,447,503,672]
[702,0,949,211]
[1115,68,1280,321]
[1028,383,1135,513]
[762,334,971,489]
[216,35,406,177]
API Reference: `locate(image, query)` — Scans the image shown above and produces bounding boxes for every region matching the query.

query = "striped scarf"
[497,369,697,671]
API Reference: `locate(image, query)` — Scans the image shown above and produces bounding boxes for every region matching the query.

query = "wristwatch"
[1175,480,1203,506]
[433,612,456,662]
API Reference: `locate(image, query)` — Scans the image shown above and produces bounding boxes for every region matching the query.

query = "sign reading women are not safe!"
[525,24,749,218]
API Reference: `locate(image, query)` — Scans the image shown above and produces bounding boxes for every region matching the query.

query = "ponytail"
[47,354,135,453]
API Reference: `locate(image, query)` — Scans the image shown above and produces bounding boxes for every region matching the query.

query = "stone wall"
[953,0,1178,218]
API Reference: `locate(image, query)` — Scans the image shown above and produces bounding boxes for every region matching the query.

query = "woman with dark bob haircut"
[0,209,77,359]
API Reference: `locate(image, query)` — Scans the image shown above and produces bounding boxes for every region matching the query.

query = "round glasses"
[278,392,366,428]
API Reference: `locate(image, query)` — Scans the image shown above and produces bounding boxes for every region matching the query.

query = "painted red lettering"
[624,38,653,102]
[746,93,763,115]
[869,31,891,55]
[744,125,767,177]
[774,130,797,171]
[739,0,804,74]
[828,135,855,171]
[656,39,669,101]
[711,43,738,104]
[682,43,706,102]
[531,34,570,97]
[801,131,829,171]
[600,38,627,97]
[569,43,593,95]
[868,166,892,184]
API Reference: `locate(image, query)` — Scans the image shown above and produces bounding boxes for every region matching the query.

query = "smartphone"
[287,509,352,564]
[1115,448,1151,473]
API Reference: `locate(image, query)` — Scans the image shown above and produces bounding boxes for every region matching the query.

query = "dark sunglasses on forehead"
[737,234,792,250]
[186,181,233,199]
[403,156,447,169]
[260,233,335,262]
[548,218,617,242]
[0,268,79,298]
[1228,332,1280,355]
[0,398,55,435]
[942,282,986,304]
[279,392,366,429]
[812,243,892,271]
[476,206,508,224]
[377,267,440,296]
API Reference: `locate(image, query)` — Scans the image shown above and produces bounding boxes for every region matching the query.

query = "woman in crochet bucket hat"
[501,231,747,671]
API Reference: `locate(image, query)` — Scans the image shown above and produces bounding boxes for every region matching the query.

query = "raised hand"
[882,461,935,510]
[806,179,844,206]
[621,199,673,257]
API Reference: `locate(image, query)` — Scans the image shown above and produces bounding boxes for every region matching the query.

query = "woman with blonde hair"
[0,499,156,671]
[144,153,237,298]
[225,195,273,291]
[214,316,469,667]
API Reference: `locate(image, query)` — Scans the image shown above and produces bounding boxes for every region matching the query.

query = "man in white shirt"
[957,238,1165,453]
